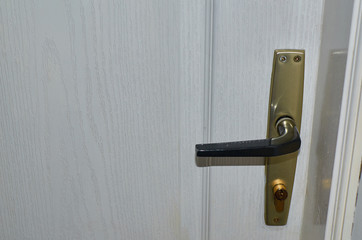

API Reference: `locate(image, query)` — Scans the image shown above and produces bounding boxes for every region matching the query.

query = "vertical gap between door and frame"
[201,0,214,240]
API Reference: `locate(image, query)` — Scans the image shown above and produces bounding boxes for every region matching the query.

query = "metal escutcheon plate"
[265,50,305,225]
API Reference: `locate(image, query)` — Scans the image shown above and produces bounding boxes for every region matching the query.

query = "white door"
[0,0,354,240]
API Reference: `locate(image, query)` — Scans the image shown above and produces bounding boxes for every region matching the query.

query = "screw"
[279,56,287,63]
[273,217,279,223]
[293,55,302,62]
[279,56,287,62]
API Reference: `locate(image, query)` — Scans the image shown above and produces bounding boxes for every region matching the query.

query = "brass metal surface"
[265,50,304,225]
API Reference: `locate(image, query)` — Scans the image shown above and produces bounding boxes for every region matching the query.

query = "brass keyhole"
[275,188,288,200]
[273,183,288,212]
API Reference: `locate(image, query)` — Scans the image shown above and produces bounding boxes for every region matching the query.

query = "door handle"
[195,117,300,158]
[195,50,305,226]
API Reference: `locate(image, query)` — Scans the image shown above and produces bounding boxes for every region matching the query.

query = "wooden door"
[0,0,353,239]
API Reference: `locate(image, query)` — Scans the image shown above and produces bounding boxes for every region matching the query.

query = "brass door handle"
[195,117,300,158]
[195,50,305,226]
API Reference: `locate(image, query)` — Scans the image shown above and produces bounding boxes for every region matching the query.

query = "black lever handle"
[195,117,300,158]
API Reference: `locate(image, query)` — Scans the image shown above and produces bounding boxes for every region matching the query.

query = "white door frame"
[325,0,362,239]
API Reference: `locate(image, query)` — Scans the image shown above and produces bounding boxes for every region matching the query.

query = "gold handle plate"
[265,50,304,225]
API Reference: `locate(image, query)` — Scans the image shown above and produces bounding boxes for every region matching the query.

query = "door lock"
[273,180,288,212]
[195,49,305,225]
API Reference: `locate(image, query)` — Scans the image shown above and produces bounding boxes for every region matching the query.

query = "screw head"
[293,55,302,62]
[273,217,280,223]
[279,56,287,63]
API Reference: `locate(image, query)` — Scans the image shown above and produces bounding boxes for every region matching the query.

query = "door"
[0,0,353,240]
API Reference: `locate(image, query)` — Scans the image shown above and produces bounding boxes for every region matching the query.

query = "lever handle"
[195,117,300,158]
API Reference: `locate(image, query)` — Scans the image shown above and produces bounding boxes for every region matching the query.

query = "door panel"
[0,0,353,240]
[0,1,205,239]
[209,1,323,239]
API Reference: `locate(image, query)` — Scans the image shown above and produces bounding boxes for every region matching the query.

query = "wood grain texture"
[208,0,325,239]
[0,0,205,239]
[0,0,337,239]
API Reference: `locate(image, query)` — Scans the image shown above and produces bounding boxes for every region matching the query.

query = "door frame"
[325,0,362,238]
